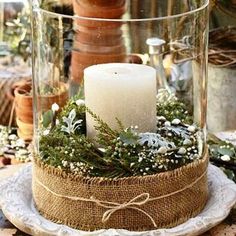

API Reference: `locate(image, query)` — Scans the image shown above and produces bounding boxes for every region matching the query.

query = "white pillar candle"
[84,63,157,139]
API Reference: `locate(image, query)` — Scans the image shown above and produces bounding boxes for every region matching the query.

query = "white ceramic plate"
[0,164,236,236]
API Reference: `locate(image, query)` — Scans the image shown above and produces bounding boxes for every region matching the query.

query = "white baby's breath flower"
[187,125,196,133]
[183,139,192,145]
[130,162,135,167]
[157,116,166,121]
[43,129,50,136]
[164,121,171,127]
[221,155,230,162]
[76,99,85,106]
[157,146,167,154]
[16,139,26,147]
[178,147,187,155]
[172,118,181,125]
[51,103,59,112]
[9,134,17,141]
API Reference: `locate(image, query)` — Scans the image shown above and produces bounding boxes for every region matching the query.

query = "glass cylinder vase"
[31,0,209,231]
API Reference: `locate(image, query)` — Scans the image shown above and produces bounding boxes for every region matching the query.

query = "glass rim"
[32,0,209,22]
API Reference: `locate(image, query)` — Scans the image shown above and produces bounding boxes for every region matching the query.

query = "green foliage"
[61,109,83,134]
[157,99,192,124]
[208,134,236,183]
[4,7,31,59]
[58,96,86,135]
[42,110,54,128]
[156,89,192,124]
[38,94,203,178]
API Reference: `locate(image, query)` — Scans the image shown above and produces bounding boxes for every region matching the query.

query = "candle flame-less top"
[84,63,157,139]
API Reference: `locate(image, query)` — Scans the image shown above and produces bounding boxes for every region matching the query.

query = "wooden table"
[0,164,235,236]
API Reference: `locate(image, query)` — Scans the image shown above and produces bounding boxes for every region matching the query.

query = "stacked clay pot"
[72,0,127,83]
[14,82,68,141]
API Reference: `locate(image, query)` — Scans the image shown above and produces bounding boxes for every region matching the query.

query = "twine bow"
[90,193,157,227]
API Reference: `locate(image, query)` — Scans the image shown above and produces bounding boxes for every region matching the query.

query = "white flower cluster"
[156,89,177,104]
[61,160,91,174]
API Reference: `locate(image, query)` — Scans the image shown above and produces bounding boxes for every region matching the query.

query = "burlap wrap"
[32,152,208,231]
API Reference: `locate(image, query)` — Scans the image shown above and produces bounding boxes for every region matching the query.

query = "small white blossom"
[16,149,28,155]
[172,118,181,125]
[187,125,196,133]
[178,147,187,155]
[9,134,17,141]
[16,139,26,147]
[164,121,171,127]
[157,116,166,121]
[221,155,230,162]
[130,162,135,167]
[138,157,143,163]
[43,129,50,136]
[62,160,68,167]
[76,99,85,106]
[157,146,167,154]
[51,103,59,112]
[183,139,192,145]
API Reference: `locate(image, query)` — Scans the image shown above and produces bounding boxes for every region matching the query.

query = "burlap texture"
[32,152,208,231]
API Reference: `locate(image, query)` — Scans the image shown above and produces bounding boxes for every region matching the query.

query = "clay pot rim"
[7,78,32,101]
[14,82,69,99]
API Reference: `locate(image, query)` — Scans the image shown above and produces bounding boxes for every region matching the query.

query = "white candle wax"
[84,63,157,139]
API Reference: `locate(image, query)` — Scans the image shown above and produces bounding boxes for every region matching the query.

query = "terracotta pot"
[16,118,34,141]
[71,50,126,65]
[15,105,33,124]
[75,18,122,28]
[14,84,33,108]
[73,0,126,18]
[70,62,86,83]
[16,118,33,134]
[38,88,69,111]
[126,54,143,64]
[78,0,125,7]
[73,40,126,54]
[14,82,69,141]
[6,78,31,102]
[75,30,123,46]
[17,128,33,141]
[75,25,122,36]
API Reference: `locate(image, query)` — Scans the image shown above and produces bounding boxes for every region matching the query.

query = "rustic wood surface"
[0,163,235,236]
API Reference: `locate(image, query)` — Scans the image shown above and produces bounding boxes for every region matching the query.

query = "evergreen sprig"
[39,94,202,178]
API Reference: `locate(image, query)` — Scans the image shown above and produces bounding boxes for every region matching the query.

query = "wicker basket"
[208,26,236,68]
[33,152,208,231]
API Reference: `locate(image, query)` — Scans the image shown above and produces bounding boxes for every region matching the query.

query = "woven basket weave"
[33,152,208,231]
[0,65,31,127]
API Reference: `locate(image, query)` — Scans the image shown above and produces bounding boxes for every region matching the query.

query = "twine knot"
[91,193,157,227]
